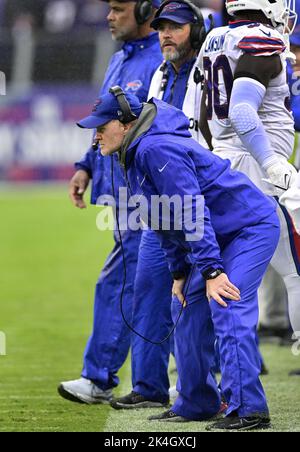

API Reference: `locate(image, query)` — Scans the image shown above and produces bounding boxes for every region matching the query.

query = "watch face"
[208,269,223,280]
[203,268,224,280]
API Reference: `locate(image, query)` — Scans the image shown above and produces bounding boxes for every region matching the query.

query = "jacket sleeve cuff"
[74,162,92,179]
[172,271,187,280]
[169,261,191,277]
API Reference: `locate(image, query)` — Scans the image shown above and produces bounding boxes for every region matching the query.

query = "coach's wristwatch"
[202,268,224,281]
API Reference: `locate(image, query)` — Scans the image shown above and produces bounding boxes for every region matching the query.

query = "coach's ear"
[121,120,137,135]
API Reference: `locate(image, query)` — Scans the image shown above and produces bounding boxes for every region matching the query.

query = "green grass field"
[0,186,300,432]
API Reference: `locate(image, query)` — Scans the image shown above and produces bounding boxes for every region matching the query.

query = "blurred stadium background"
[0,0,300,432]
[0,0,117,182]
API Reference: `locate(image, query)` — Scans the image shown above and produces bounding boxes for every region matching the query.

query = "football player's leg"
[270,204,300,332]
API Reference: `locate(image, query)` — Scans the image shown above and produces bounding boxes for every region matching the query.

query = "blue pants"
[172,274,221,420]
[81,228,142,390]
[213,333,266,375]
[172,217,280,419]
[131,229,173,403]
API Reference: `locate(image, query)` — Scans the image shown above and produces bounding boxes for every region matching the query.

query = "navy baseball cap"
[101,0,161,8]
[77,92,143,129]
[151,1,197,29]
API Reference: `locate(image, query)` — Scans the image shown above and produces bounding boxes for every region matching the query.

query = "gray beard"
[162,41,191,64]
[112,31,127,41]
[111,26,135,42]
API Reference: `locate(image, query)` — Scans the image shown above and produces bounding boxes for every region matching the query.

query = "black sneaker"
[279,330,295,347]
[258,326,293,345]
[110,391,169,410]
[260,362,269,376]
[289,369,300,376]
[207,416,271,431]
[148,409,191,423]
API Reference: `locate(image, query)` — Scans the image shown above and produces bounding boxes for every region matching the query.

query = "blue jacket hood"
[148,98,192,139]
[125,98,192,160]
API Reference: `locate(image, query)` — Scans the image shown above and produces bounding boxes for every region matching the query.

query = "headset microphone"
[92,140,99,151]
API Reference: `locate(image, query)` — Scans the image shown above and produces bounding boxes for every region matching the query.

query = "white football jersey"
[198,20,295,160]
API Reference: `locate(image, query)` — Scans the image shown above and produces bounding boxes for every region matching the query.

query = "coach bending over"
[77,87,280,431]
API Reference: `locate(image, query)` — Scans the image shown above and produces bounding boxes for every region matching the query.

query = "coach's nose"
[95,131,103,141]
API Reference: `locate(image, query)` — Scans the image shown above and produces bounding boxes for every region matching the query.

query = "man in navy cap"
[58,0,163,405]
[148,0,207,136]
[77,90,280,429]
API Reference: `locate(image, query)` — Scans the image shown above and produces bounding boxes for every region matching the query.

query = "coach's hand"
[172,277,187,308]
[69,170,90,209]
[206,273,240,308]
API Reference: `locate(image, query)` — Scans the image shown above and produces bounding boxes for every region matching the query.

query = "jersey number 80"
[203,55,234,120]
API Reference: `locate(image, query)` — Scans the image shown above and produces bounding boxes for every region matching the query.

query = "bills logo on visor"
[165,3,184,11]
[92,99,102,112]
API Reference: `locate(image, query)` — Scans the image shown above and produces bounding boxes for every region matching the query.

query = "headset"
[109,86,138,123]
[103,0,155,25]
[154,0,209,50]
[92,86,138,151]
[135,0,155,25]
[107,85,195,345]
[110,86,140,166]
